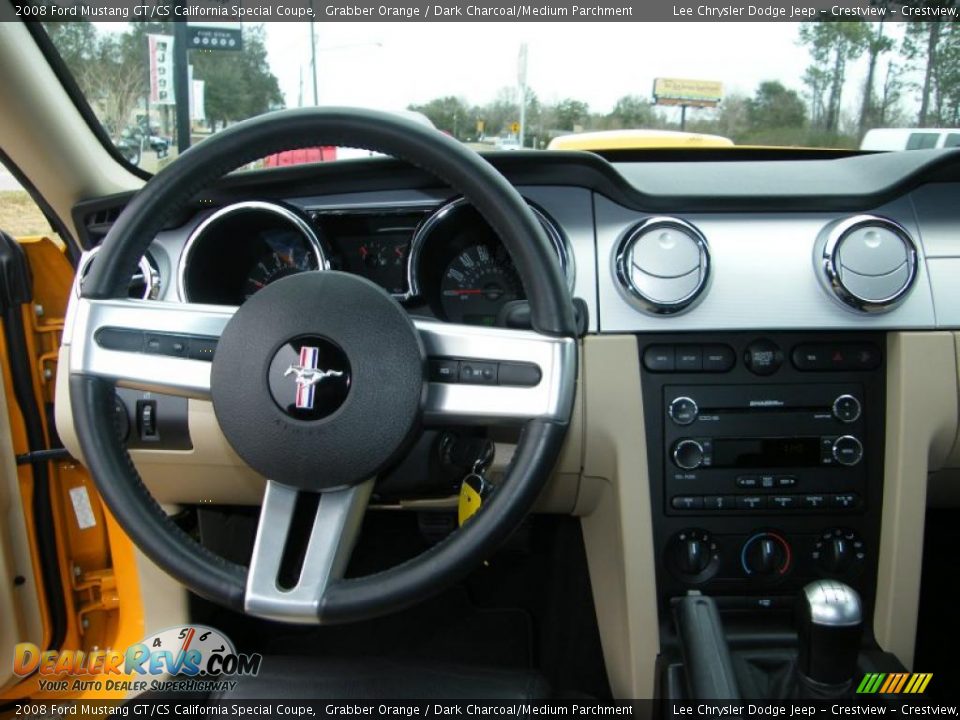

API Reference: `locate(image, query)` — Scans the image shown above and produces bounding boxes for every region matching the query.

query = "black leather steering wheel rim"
[71,107,577,623]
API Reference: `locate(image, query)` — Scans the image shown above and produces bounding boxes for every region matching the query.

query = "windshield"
[41,19,960,171]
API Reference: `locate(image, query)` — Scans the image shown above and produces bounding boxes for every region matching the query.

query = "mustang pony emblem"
[284,346,344,410]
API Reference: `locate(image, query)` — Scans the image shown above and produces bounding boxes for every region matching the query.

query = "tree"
[607,95,658,129]
[551,99,589,132]
[475,87,519,137]
[408,96,471,139]
[747,81,806,131]
[42,21,97,70]
[713,93,750,140]
[799,20,871,132]
[903,13,960,126]
[78,33,146,139]
[858,19,894,137]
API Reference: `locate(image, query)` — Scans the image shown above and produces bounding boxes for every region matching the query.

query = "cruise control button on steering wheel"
[210,271,424,491]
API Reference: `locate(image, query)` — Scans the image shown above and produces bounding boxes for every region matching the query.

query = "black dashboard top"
[72,148,960,250]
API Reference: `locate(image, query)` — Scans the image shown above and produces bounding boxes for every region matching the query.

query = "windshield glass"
[41,20,960,171]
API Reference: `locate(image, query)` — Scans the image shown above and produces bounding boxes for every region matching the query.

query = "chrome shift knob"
[797,580,863,687]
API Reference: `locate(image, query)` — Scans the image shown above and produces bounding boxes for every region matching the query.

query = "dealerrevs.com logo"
[14,625,262,694]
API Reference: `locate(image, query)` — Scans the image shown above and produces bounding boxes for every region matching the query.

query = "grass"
[0,190,54,238]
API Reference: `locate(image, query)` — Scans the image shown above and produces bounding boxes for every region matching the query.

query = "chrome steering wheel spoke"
[244,478,373,623]
[67,296,235,398]
[416,319,576,425]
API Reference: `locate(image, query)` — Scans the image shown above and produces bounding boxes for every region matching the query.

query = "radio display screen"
[713,437,821,468]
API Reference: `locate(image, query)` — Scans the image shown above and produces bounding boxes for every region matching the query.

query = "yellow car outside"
[548,129,735,150]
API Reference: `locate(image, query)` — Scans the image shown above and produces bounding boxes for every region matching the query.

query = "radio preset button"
[673,439,705,470]
[770,495,799,509]
[832,394,862,423]
[803,494,827,509]
[832,435,864,466]
[668,396,699,426]
[736,495,767,510]
[830,493,861,509]
[671,496,704,510]
[704,495,736,510]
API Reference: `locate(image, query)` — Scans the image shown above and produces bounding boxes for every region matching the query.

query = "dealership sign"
[147,34,174,105]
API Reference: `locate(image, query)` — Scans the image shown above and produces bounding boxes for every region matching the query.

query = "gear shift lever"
[797,580,863,691]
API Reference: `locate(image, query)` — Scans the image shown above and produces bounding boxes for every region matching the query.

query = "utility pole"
[517,43,527,148]
[173,20,190,154]
[310,20,318,106]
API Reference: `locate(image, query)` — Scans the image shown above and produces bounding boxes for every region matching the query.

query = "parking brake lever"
[673,592,741,700]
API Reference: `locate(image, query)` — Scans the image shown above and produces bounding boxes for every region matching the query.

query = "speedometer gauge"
[243,247,318,299]
[440,243,522,325]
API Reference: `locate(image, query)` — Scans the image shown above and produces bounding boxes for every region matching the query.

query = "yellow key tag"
[458,473,486,526]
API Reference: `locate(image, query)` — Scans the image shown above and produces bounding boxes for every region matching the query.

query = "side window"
[944,134,960,149]
[0,161,54,238]
[906,133,939,150]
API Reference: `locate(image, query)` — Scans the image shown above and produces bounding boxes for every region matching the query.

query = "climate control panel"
[666,526,867,586]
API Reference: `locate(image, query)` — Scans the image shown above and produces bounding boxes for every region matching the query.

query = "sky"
[260,21,910,120]
[93,21,913,123]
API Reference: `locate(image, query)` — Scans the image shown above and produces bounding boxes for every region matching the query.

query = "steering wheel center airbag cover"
[210,271,424,490]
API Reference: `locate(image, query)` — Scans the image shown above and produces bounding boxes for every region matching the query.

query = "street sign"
[476,120,485,134]
[653,78,723,108]
[187,23,242,51]
[510,122,520,134]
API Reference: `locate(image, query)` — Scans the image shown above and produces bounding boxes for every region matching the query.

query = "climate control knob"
[668,529,719,581]
[814,528,866,576]
[673,439,705,470]
[832,435,864,466]
[741,532,792,577]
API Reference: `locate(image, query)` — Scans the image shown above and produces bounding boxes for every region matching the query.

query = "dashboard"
[72,148,960,338]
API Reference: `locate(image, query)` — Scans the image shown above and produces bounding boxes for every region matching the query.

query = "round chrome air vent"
[613,217,710,315]
[819,215,918,313]
[76,246,159,300]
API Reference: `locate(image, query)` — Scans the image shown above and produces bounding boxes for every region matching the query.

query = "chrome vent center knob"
[820,215,918,313]
[614,217,710,315]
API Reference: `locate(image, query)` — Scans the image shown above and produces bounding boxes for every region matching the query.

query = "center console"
[640,332,898,698]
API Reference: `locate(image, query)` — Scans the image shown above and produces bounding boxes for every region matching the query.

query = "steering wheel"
[67,108,578,624]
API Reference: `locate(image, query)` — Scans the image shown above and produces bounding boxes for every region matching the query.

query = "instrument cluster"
[178,198,572,326]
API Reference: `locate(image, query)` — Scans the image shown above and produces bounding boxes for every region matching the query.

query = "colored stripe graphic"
[857,672,933,694]
[295,346,319,409]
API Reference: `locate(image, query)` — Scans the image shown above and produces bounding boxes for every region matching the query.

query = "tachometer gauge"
[440,243,522,325]
[244,247,318,299]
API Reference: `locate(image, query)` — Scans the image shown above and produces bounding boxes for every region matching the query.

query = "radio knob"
[668,396,699,426]
[741,532,792,577]
[832,435,863,466]
[832,394,862,423]
[673,439,705,470]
